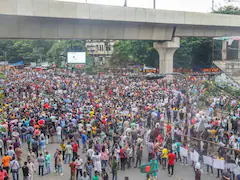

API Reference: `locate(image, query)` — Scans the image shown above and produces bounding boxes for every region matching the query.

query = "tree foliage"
[0,40,87,66]
[213,5,240,15]
[110,40,158,67]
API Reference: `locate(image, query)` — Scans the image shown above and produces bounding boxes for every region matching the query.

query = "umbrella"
[38,119,45,126]
[34,125,40,129]
[10,119,18,124]
[12,131,19,137]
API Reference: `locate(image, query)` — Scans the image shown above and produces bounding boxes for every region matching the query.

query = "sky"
[57,0,240,12]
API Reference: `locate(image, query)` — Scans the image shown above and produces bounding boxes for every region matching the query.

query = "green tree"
[213,5,240,15]
[110,40,158,67]
[47,40,87,66]
[0,39,87,66]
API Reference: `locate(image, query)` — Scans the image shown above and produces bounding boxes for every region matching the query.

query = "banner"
[225,163,237,172]
[213,159,225,170]
[203,156,213,166]
[180,147,188,157]
[120,111,129,116]
[190,150,199,162]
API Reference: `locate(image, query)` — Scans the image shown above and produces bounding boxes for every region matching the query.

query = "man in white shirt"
[0,138,3,156]
[87,147,94,159]
[75,155,83,179]
[56,125,62,143]
[78,123,83,133]
[86,122,92,138]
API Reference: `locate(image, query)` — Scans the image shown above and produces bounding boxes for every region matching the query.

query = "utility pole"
[124,0,127,7]
[3,51,7,75]
[153,0,156,9]
[212,0,214,12]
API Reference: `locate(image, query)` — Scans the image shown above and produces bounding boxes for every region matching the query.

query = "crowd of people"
[0,68,239,180]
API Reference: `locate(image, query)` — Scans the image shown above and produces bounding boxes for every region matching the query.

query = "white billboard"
[67,52,86,64]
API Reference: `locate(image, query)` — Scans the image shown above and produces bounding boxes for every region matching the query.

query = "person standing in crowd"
[31,138,39,158]
[119,146,125,171]
[93,171,99,180]
[101,146,109,169]
[72,141,79,161]
[0,166,9,180]
[134,144,142,168]
[60,140,66,161]
[194,162,201,180]
[81,132,88,153]
[101,168,109,180]
[75,155,83,180]
[45,151,51,174]
[2,153,11,174]
[37,153,45,176]
[149,155,158,180]
[15,145,22,167]
[70,160,76,180]
[22,161,29,180]
[56,124,62,144]
[161,146,168,169]
[167,150,176,176]
[0,138,4,156]
[147,140,154,162]
[65,142,73,164]
[81,171,90,180]
[57,151,64,176]
[111,156,118,180]
[27,160,35,180]
[10,156,20,180]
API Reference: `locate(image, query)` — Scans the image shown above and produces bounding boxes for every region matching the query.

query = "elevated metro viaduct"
[1,0,240,73]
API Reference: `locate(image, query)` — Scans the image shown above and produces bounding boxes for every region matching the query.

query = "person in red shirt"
[167,150,176,176]
[119,146,126,171]
[166,124,172,133]
[72,141,78,161]
[69,161,76,180]
[0,166,9,180]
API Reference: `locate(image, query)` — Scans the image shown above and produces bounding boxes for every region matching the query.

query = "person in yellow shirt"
[162,147,168,169]
[210,129,216,141]
[216,156,224,178]
[92,125,97,136]
[90,110,94,118]
[60,140,66,160]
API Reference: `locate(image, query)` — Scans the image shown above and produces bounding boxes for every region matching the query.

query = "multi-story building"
[85,40,115,66]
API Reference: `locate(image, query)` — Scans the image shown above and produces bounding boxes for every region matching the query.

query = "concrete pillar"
[222,40,228,61]
[238,41,240,60]
[154,37,180,74]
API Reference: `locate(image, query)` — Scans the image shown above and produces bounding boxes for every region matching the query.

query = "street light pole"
[212,0,214,12]
[124,0,127,7]
[153,0,156,9]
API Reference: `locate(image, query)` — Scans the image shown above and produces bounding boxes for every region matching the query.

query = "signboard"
[67,52,86,64]
[30,62,37,68]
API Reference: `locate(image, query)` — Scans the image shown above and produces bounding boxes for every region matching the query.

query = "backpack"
[102,172,109,180]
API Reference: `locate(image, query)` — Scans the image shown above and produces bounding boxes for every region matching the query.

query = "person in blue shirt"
[26,132,32,151]
[81,133,88,153]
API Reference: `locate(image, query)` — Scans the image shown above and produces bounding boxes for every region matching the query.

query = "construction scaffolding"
[213,36,240,85]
